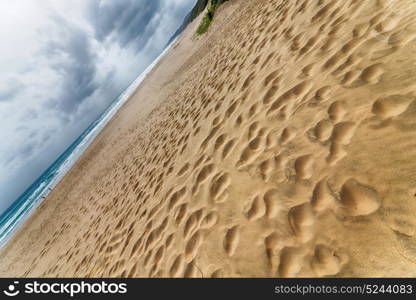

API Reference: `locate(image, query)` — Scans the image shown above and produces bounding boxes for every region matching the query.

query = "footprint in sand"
[245,194,266,221]
[192,164,216,194]
[340,178,381,216]
[259,158,276,182]
[294,155,314,180]
[314,86,332,101]
[360,64,384,84]
[311,178,334,212]
[330,122,356,145]
[311,244,345,276]
[201,211,219,229]
[313,119,333,142]
[168,187,187,210]
[288,203,316,243]
[278,247,305,277]
[170,254,185,277]
[210,172,231,203]
[372,94,413,119]
[264,189,280,218]
[280,127,296,145]
[328,100,348,123]
[224,226,240,256]
[185,230,203,262]
[222,138,237,159]
[264,232,280,265]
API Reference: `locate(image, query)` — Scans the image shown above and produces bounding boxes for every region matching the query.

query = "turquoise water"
[0,39,177,248]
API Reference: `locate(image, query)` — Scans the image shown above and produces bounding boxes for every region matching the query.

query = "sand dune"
[1,0,416,277]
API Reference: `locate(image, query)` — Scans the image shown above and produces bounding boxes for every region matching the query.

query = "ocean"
[0,38,178,249]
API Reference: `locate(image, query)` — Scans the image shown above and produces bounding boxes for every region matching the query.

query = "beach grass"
[196,0,228,35]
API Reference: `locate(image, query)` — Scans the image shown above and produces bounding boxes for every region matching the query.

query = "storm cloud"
[88,0,162,45]
[43,17,99,115]
[0,0,197,213]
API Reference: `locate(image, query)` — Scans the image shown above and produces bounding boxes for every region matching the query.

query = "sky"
[0,0,196,214]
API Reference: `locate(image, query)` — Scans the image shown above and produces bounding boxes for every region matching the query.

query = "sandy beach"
[1,0,416,277]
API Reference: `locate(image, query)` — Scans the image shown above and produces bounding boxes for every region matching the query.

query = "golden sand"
[1,0,416,277]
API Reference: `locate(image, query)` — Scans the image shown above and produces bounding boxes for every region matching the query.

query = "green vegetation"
[196,10,214,35]
[188,0,209,23]
[196,0,228,35]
